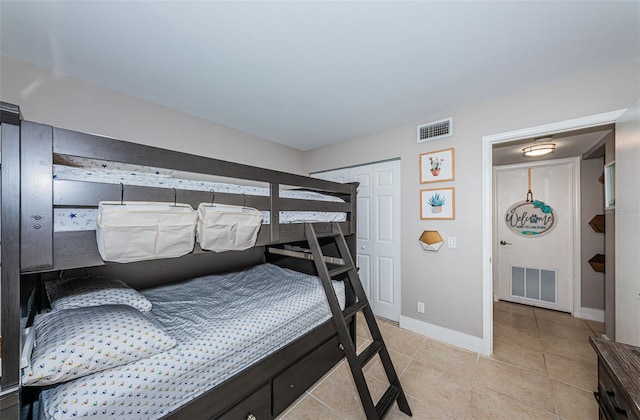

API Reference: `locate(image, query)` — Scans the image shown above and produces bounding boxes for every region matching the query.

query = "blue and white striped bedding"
[53,163,346,232]
[39,264,345,419]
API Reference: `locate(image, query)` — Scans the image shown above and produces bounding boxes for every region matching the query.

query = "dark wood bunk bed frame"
[0,102,411,419]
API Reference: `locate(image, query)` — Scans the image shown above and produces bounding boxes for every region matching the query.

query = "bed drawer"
[217,382,271,420]
[272,334,344,415]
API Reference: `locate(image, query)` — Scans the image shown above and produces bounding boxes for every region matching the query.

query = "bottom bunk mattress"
[38,264,345,419]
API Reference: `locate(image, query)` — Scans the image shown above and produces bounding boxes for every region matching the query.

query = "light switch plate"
[448,237,457,248]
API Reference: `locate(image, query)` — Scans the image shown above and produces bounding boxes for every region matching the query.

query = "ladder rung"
[376,384,402,418]
[342,300,368,320]
[328,264,354,278]
[313,230,341,238]
[358,340,383,368]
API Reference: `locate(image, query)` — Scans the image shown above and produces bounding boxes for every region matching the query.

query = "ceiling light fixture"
[522,137,556,157]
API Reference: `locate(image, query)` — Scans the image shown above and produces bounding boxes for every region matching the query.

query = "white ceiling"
[492,125,614,166]
[1,1,639,151]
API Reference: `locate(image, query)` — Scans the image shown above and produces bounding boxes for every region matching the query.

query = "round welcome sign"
[505,200,555,237]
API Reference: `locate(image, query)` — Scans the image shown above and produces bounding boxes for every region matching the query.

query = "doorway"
[312,159,402,322]
[480,109,626,355]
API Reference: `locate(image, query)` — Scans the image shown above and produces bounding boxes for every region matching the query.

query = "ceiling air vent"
[417,117,453,143]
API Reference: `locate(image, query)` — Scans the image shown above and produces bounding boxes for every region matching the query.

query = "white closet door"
[312,160,401,322]
[349,165,374,306]
[370,160,401,321]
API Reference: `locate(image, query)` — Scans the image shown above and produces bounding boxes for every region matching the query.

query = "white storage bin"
[197,203,263,252]
[96,201,197,263]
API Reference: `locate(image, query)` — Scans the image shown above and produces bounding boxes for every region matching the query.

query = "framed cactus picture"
[419,147,455,183]
[420,187,455,220]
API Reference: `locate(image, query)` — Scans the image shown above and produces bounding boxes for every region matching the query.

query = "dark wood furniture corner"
[590,337,640,419]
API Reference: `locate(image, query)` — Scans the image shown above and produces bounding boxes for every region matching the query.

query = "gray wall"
[304,59,640,339]
[580,157,605,310]
[0,56,306,175]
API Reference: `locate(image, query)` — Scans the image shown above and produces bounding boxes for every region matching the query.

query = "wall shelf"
[588,214,605,233]
[589,254,605,273]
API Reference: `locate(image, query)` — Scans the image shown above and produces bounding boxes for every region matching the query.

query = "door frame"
[481,109,627,356]
[493,157,581,312]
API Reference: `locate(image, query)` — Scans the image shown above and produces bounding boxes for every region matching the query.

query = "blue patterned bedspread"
[40,264,345,419]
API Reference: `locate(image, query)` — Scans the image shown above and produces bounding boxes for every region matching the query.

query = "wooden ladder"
[305,223,412,419]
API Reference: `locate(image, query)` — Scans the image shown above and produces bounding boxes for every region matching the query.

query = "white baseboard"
[579,307,605,322]
[399,316,484,354]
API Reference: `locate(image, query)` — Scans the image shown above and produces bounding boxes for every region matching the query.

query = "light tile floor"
[277,301,602,419]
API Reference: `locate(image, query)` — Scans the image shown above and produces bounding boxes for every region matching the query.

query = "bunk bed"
[1,104,356,418]
[1,102,411,420]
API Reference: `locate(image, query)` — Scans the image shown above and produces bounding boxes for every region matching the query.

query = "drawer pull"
[606,390,615,398]
[246,414,257,420]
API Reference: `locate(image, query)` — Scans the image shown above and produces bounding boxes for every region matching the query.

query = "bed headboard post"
[0,102,21,125]
[347,181,359,253]
[270,183,280,243]
[20,122,54,272]
[0,102,22,390]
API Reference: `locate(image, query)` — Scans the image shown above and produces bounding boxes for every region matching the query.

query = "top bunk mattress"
[53,157,347,231]
[38,264,345,419]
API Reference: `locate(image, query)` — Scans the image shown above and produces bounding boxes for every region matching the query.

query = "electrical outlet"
[417,301,425,314]
[447,236,457,248]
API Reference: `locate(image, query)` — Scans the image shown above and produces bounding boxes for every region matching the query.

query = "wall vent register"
[417,117,453,142]
[511,266,557,304]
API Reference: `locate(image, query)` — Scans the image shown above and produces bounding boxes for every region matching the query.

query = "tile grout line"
[388,345,431,415]
[306,362,361,419]
[536,314,561,418]
[396,352,412,379]
[308,360,345,394]
[277,392,309,419]
[480,345,554,414]
[494,302,599,419]
[536,307,563,418]
[306,393,349,420]
[384,332,454,418]
[534,305,595,418]
[460,352,482,420]
[491,310,561,416]
[282,358,347,418]
[537,308,602,417]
